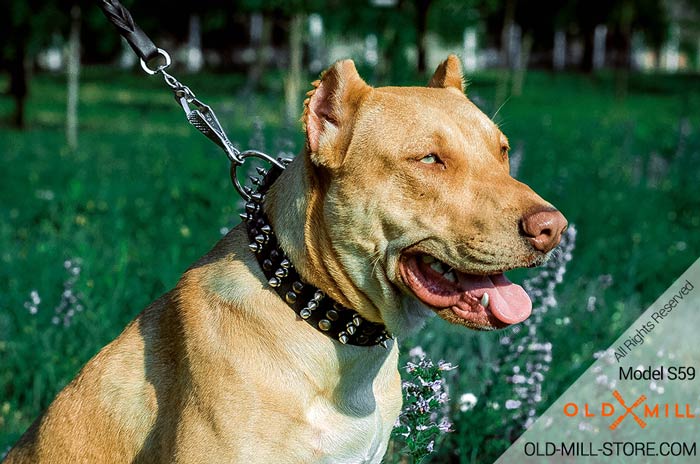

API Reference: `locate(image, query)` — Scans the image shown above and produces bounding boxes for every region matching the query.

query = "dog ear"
[303,60,370,168]
[428,54,465,94]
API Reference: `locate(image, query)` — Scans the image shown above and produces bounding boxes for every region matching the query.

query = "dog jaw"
[397,252,532,330]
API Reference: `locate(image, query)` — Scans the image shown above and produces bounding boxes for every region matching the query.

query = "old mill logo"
[563,390,696,430]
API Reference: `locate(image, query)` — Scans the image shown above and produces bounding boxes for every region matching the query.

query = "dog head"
[273,55,567,335]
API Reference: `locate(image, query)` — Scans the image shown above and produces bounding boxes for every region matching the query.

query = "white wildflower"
[459,393,477,412]
[505,399,521,410]
[409,346,426,359]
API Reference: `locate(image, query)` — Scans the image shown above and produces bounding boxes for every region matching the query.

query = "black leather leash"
[99,0,159,64]
[98,1,393,347]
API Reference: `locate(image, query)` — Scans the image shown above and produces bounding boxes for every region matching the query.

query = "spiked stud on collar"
[242,161,393,348]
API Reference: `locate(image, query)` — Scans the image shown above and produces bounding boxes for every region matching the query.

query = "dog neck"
[256,155,392,346]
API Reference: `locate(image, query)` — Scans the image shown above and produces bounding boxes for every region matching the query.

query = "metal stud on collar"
[242,165,393,348]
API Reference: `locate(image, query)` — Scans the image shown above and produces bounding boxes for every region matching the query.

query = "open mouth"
[398,252,532,329]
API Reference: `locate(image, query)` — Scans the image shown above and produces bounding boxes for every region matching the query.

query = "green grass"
[1,67,699,462]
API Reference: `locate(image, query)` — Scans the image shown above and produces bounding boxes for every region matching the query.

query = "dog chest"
[303,395,392,464]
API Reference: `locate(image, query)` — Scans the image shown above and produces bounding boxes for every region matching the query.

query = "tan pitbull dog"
[5,55,567,463]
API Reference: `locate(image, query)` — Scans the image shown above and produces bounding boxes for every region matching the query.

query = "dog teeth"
[422,255,458,281]
[480,292,490,309]
[429,261,445,274]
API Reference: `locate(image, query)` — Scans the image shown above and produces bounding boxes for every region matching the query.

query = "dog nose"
[520,208,568,253]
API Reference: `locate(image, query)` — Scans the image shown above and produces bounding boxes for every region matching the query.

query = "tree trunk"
[618,32,632,70]
[580,26,595,72]
[500,0,516,67]
[415,0,431,73]
[462,27,478,72]
[553,30,566,70]
[284,14,304,123]
[66,5,81,150]
[245,12,272,93]
[185,14,203,73]
[592,25,607,70]
[512,33,532,97]
[9,31,29,129]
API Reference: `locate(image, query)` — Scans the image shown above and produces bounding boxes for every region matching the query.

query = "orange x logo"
[609,390,647,430]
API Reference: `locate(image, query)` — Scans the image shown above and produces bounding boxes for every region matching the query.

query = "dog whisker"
[492,96,511,119]
[370,250,383,277]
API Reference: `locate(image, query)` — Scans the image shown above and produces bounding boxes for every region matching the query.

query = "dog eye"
[420,153,439,164]
[500,146,509,161]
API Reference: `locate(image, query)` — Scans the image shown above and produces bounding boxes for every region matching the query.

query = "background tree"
[0,1,64,128]
[558,0,667,71]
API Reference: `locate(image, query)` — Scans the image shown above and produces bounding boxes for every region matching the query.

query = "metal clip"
[160,70,241,165]
[185,100,241,165]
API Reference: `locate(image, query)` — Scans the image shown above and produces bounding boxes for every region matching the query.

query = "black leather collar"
[242,163,392,348]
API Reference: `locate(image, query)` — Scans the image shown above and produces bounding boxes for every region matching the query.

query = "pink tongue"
[457,273,532,324]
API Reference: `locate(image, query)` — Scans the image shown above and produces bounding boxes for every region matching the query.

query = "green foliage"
[0,1,65,56]
[391,355,455,463]
[1,67,700,463]
[427,0,481,43]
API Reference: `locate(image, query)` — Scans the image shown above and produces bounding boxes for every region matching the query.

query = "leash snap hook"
[184,99,242,166]
[173,86,197,116]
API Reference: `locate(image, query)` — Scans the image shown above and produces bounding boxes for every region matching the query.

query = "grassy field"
[1,66,699,462]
